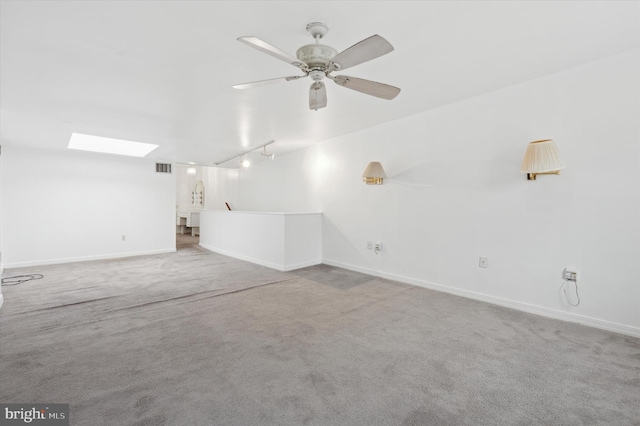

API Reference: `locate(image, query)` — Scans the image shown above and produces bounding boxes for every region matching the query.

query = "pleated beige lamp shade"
[520,139,566,180]
[362,161,387,185]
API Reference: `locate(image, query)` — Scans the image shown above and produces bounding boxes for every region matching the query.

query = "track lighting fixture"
[214,140,275,167]
[260,146,275,160]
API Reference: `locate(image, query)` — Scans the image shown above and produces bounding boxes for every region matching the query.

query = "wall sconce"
[520,139,566,180]
[187,166,197,175]
[240,158,251,168]
[362,161,387,185]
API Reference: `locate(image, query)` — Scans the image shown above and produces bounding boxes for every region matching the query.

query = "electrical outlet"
[374,242,382,253]
[563,266,577,282]
[367,241,373,250]
[479,257,488,268]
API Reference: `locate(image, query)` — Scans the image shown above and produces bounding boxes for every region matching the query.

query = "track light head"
[261,147,275,160]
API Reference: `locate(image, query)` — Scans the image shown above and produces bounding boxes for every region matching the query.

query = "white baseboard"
[283,259,322,272]
[199,243,284,270]
[199,243,320,272]
[1,263,5,310]
[323,258,640,339]
[3,248,177,269]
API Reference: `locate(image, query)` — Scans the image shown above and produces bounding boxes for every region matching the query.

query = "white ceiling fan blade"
[238,36,305,68]
[309,81,327,111]
[332,75,400,100]
[233,75,307,90]
[329,35,394,71]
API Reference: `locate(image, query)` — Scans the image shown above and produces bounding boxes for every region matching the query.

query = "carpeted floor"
[1,234,639,425]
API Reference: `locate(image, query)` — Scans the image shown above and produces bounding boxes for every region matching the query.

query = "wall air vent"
[155,163,172,174]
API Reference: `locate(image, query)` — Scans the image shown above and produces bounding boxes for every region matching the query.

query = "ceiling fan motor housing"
[296,44,337,68]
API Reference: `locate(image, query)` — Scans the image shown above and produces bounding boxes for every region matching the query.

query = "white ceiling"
[1,1,638,167]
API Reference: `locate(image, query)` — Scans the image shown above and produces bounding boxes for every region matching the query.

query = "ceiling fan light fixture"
[309,81,327,111]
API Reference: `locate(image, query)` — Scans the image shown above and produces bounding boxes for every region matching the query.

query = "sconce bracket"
[363,177,384,185]
[526,170,561,180]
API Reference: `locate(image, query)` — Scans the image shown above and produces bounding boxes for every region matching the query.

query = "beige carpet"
[1,234,639,425]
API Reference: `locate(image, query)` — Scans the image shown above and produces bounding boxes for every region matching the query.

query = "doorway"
[175,165,203,251]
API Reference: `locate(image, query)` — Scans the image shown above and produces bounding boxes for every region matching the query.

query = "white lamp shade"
[520,139,566,173]
[362,162,387,178]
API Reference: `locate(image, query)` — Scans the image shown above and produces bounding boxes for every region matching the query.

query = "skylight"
[68,133,158,157]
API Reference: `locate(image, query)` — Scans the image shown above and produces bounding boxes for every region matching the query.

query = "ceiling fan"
[233,22,401,111]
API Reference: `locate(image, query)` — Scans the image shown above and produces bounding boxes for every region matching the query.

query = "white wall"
[0,147,3,307]
[235,146,321,213]
[0,146,3,270]
[1,146,177,267]
[199,211,322,271]
[236,50,640,336]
